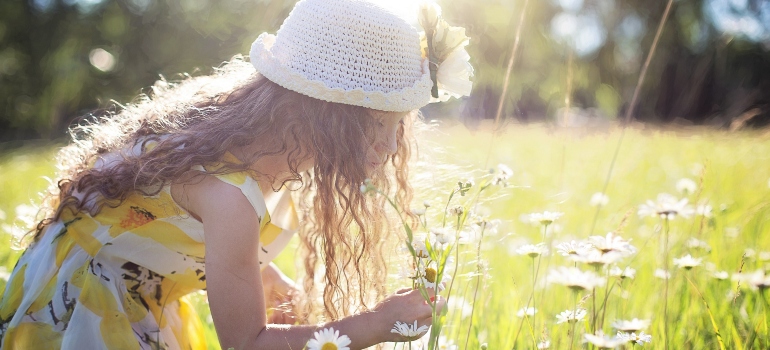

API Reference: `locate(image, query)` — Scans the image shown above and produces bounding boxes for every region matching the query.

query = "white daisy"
[609,266,636,279]
[469,217,499,237]
[638,193,695,220]
[759,251,770,261]
[611,318,650,332]
[457,227,482,245]
[516,307,537,318]
[588,232,637,256]
[528,211,564,226]
[617,331,652,345]
[547,267,606,291]
[583,331,625,348]
[590,192,610,207]
[571,250,624,267]
[712,270,729,280]
[359,179,376,194]
[685,238,711,252]
[516,243,549,258]
[447,205,464,217]
[654,269,671,280]
[416,265,446,291]
[537,339,551,349]
[391,321,429,337]
[494,164,513,186]
[437,336,458,350]
[696,203,713,218]
[556,240,592,257]
[733,270,770,291]
[410,235,430,258]
[675,178,697,195]
[306,327,352,350]
[673,254,702,270]
[430,227,453,245]
[555,308,587,324]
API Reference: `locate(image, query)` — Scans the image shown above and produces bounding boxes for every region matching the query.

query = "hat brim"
[249,33,433,112]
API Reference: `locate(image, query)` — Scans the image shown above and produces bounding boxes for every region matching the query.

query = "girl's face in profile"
[366,111,406,174]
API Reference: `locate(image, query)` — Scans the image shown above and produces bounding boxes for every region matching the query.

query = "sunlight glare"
[368,0,423,26]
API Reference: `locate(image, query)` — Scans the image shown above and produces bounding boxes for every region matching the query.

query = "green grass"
[412,124,770,349]
[0,125,769,349]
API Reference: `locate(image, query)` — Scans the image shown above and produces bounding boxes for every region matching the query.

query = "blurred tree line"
[0,0,769,141]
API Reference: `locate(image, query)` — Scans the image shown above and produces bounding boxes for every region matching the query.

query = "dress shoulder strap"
[198,152,270,225]
[199,153,299,267]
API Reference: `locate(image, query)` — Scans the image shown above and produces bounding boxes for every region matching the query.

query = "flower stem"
[599,269,613,330]
[441,190,457,228]
[663,218,669,350]
[463,222,486,350]
[444,220,463,306]
[452,281,472,341]
[463,266,483,350]
[591,287,597,333]
[569,292,578,350]
[532,257,537,349]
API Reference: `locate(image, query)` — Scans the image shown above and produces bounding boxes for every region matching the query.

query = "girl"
[0,0,471,348]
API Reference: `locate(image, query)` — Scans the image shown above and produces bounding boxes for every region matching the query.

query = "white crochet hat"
[249,0,433,112]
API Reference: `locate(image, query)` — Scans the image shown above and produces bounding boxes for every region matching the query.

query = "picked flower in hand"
[391,320,430,338]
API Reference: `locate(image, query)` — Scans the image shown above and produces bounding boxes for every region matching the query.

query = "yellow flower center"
[321,343,338,350]
[425,267,437,283]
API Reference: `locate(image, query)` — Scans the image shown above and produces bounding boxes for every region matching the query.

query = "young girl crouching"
[0,0,473,348]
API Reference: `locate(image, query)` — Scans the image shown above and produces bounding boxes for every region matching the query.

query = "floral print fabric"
[0,150,298,349]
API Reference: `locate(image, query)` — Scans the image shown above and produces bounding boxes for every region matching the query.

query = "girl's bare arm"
[179,175,439,349]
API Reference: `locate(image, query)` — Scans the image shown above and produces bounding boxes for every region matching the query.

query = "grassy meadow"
[1,124,769,349]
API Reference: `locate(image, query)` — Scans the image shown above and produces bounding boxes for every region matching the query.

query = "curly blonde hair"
[34,57,415,321]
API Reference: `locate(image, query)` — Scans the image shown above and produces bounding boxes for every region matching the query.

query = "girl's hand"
[261,263,300,324]
[371,287,447,342]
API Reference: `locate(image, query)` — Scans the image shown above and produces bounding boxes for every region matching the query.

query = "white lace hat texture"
[249,0,433,112]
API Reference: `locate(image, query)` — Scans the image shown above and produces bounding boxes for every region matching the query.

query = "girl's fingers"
[395,287,413,294]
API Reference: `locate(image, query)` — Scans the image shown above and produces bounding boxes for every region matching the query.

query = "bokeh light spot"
[89,48,116,72]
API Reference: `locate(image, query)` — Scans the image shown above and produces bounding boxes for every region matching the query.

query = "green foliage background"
[1,0,770,141]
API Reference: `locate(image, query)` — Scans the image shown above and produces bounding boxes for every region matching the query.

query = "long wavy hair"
[33,57,415,321]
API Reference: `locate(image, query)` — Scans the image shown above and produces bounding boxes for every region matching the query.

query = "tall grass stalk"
[463,222,486,350]
[684,274,726,350]
[598,276,616,330]
[568,292,578,350]
[588,0,676,237]
[762,291,770,348]
[491,0,531,131]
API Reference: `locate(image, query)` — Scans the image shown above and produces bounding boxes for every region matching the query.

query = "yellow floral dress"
[0,148,298,349]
